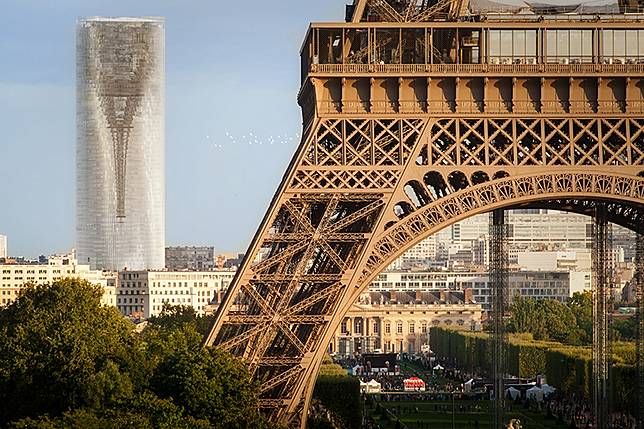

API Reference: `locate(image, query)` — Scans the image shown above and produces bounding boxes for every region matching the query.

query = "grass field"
[366,400,570,429]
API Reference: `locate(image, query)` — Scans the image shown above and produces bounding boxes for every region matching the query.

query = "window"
[385,322,391,334]
[546,29,592,64]
[396,322,403,335]
[409,322,415,334]
[488,30,537,64]
[421,322,427,334]
[602,29,644,63]
[354,319,362,334]
[341,320,348,334]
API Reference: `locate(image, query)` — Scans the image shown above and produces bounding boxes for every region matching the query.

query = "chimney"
[464,288,474,303]
[390,289,396,303]
[415,289,422,302]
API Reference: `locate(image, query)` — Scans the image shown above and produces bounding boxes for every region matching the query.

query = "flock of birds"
[206,131,301,150]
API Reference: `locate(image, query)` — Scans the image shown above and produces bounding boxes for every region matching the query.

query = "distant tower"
[76,17,165,271]
[0,234,6,258]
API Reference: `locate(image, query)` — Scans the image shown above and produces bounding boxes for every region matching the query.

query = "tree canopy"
[0,279,279,429]
[507,292,591,345]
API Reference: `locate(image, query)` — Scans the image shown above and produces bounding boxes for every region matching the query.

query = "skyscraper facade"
[76,17,165,271]
[0,234,6,259]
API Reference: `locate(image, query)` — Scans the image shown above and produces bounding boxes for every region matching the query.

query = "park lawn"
[367,400,570,429]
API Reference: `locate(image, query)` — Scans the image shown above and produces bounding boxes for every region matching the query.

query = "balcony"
[309,62,644,75]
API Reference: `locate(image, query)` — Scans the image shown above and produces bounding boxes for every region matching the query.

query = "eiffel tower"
[206,1,644,427]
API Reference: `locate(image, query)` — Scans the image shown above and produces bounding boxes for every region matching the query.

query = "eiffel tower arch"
[206,1,644,427]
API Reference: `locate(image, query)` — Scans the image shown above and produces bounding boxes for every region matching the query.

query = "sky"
[0,0,348,258]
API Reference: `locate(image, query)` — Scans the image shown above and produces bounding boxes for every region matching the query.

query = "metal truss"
[592,203,613,429]
[205,116,643,427]
[205,5,644,428]
[353,0,469,22]
[637,234,644,429]
[490,209,509,429]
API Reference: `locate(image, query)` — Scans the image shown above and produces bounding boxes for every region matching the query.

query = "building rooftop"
[78,17,164,24]
[359,290,474,305]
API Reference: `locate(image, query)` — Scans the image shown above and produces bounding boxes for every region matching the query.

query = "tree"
[612,318,637,341]
[8,392,211,429]
[568,291,593,345]
[0,279,144,425]
[147,325,272,429]
[507,296,546,339]
[146,303,215,335]
[0,279,280,429]
[539,299,578,344]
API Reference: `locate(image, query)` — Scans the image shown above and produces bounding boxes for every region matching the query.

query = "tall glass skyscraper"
[76,17,165,271]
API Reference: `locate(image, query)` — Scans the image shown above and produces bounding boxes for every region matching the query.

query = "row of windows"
[118,297,145,304]
[151,304,208,313]
[341,319,470,335]
[490,29,644,63]
[118,289,216,297]
[383,319,467,334]
[118,305,142,314]
[311,28,644,65]
[2,277,61,282]
[148,281,219,288]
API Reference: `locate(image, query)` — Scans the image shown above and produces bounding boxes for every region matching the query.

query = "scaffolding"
[592,203,613,429]
[489,209,509,429]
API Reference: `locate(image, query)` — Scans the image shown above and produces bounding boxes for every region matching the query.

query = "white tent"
[366,379,382,393]
[433,364,444,371]
[352,365,363,376]
[359,380,368,393]
[505,386,520,400]
[464,378,474,393]
[526,386,544,402]
[541,384,556,396]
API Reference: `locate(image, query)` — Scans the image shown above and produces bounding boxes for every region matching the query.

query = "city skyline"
[0,0,347,258]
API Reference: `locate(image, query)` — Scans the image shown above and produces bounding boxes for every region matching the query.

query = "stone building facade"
[329,289,482,356]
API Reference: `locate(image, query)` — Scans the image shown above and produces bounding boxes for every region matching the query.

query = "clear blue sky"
[0,0,347,257]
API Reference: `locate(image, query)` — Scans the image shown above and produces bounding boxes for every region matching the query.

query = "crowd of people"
[544,394,638,429]
[345,352,640,429]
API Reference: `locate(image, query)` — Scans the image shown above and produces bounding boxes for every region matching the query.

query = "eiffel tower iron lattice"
[205,1,644,427]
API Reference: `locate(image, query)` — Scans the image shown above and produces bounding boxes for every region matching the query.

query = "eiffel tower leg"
[490,209,509,429]
[636,233,644,429]
[593,202,612,429]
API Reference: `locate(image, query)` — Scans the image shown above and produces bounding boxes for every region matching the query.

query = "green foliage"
[149,326,269,428]
[612,318,637,341]
[568,291,593,344]
[430,326,637,413]
[313,376,362,429]
[318,354,348,377]
[0,279,279,429]
[0,280,143,424]
[507,296,580,344]
[8,392,212,429]
[147,303,215,336]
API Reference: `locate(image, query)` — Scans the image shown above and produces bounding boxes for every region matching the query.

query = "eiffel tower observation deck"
[206,1,644,428]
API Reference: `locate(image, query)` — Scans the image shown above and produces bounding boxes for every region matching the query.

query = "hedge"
[430,327,636,412]
[312,376,362,429]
